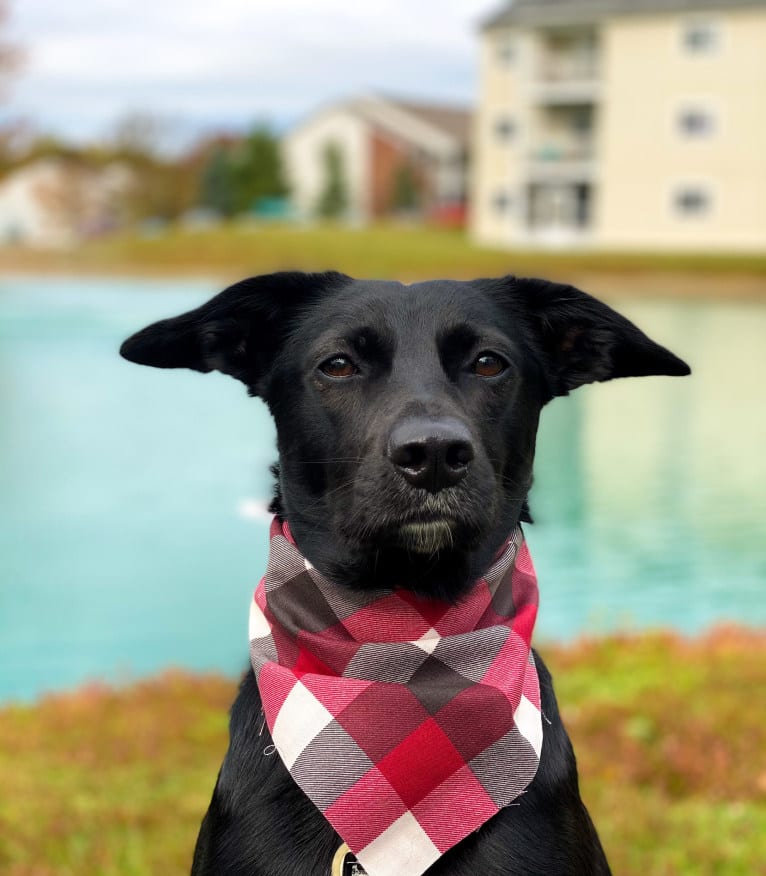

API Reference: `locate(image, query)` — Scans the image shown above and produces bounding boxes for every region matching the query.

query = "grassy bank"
[1,628,764,876]
[2,224,766,299]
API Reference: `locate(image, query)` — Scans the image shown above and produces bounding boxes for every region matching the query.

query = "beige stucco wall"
[597,8,766,250]
[470,28,535,246]
[283,110,370,222]
[472,6,766,252]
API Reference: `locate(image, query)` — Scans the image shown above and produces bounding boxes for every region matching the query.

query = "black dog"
[121,272,689,875]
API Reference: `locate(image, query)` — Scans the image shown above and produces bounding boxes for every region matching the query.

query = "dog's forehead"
[307,278,502,336]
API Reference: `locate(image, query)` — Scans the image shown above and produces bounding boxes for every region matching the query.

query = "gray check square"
[290,719,374,810]
[267,570,340,635]
[344,641,430,683]
[431,626,509,682]
[407,655,475,715]
[468,727,538,808]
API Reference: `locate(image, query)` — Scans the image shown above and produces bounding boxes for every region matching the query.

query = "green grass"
[1,628,764,875]
[3,224,766,297]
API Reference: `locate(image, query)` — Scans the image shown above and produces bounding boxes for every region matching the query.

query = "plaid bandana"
[250,518,542,876]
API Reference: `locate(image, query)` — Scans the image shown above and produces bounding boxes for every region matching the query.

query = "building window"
[494,117,517,142]
[492,190,513,214]
[682,19,720,54]
[496,35,516,65]
[674,186,712,217]
[678,108,715,137]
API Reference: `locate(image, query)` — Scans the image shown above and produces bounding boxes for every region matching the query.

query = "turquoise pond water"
[1,277,764,702]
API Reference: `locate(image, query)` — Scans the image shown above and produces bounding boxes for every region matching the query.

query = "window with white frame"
[678,107,715,138]
[674,186,712,217]
[682,19,720,54]
[494,116,517,142]
[496,34,516,66]
[492,190,513,215]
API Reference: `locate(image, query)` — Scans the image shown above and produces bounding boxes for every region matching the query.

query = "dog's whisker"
[292,481,357,513]
[293,457,366,464]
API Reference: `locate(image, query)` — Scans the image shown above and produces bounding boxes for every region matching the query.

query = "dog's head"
[121,272,689,599]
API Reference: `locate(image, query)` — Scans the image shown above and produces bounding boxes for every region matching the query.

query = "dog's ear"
[120,271,352,390]
[489,276,690,398]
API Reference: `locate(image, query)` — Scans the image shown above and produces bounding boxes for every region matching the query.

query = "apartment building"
[472,0,766,251]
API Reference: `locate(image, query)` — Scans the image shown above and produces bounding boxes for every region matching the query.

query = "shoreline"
[3,265,765,302]
[1,224,765,302]
[3,623,762,709]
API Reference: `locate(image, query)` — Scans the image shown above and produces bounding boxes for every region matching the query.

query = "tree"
[111,112,167,162]
[316,142,348,220]
[232,125,289,213]
[197,124,288,218]
[199,146,239,217]
[392,162,421,212]
[108,112,198,221]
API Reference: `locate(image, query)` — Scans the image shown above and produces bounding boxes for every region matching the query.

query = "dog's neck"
[268,463,533,601]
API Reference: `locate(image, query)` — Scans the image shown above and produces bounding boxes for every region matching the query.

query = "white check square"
[514,693,543,759]
[248,598,271,639]
[357,811,440,876]
[411,627,441,655]
[271,682,334,768]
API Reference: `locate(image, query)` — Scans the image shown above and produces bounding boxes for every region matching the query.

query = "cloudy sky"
[1,0,500,146]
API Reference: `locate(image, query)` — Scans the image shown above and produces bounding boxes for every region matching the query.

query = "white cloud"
[0,0,498,143]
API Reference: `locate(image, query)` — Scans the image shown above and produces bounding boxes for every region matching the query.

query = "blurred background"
[1,2,764,874]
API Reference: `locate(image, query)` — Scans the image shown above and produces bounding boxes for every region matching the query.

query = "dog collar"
[250,517,542,876]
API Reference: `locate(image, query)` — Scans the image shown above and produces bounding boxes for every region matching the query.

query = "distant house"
[0,159,131,247]
[472,0,766,251]
[283,94,472,224]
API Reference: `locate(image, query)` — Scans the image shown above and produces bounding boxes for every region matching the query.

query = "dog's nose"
[388,417,474,493]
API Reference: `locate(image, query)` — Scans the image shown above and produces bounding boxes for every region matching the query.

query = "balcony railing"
[538,56,600,83]
[529,144,595,162]
[526,144,598,183]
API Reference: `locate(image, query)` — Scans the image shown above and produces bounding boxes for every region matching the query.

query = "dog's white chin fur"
[398,520,455,554]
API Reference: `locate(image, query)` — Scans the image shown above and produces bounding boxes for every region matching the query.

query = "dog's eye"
[319,356,358,378]
[473,352,507,378]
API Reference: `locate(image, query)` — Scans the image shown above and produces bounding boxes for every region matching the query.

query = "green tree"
[316,142,348,220]
[392,162,420,212]
[232,125,289,213]
[199,147,238,217]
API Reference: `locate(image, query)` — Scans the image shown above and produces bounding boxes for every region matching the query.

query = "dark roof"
[483,0,766,29]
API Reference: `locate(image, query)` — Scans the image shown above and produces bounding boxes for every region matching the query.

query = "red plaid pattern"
[250,518,542,876]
